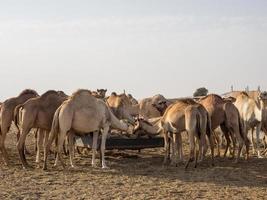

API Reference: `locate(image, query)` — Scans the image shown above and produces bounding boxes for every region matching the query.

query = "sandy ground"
[0,128,267,200]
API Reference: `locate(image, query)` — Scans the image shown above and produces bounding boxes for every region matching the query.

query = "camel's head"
[259,91,267,103]
[151,94,168,115]
[120,119,134,134]
[223,96,236,103]
[133,116,150,132]
[133,116,143,132]
[127,94,138,105]
[96,89,107,98]
[57,91,68,98]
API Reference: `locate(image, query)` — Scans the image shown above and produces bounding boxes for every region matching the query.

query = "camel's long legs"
[0,130,9,165]
[256,124,263,158]
[17,126,31,168]
[91,131,99,167]
[101,126,109,169]
[68,131,75,168]
[36,129,44,164]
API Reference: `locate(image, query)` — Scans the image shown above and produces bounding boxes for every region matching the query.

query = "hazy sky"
[0,0,266,100]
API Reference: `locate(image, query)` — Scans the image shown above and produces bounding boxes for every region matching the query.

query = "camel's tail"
[46,106,61,150]
[237,110,250,145]
[196,112,202,139]
[13,104,23,129]
[206,113,212,138]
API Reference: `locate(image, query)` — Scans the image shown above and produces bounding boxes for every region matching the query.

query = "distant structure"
[245,86,249,92]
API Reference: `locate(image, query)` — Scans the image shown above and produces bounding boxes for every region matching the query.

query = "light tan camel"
[151,98,214,167]
[106,92,139,124]
[199,94,250,162]
[138,94,169,119]
[0,89,39,165]
[133,117,162,137]
[223,90,260,101]
[234,91,267,158]
[14,90,67,168]
[43,89,133,170]
[160,100,210,168]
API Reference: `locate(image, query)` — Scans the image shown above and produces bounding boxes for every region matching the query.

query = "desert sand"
[0,127,266,200]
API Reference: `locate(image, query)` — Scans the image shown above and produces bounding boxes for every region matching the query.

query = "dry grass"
[0,127,267,200]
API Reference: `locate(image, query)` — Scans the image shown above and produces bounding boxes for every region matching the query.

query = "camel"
[159,100,212,168]
[223,90,260,101]
[198,94,250,162]
[14,90,68,168]
[151,98,214,166]
[127,94,138,105]
[43,89,133,170]
[106,93,139,124]
[133,117,162,137]
[91,89,107,99]
[138,94,170,119]
[234,91,267,158]
[0,89,39,165]
[106,93,169,123]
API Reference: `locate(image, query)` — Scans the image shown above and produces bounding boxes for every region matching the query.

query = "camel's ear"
[104,89,107,92]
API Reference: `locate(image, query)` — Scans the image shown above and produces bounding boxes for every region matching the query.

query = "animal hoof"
[70,165,76,169]
[22,165,29,170]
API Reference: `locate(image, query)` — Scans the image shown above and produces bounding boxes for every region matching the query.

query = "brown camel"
[198,94,250,162]
[127,94,138,105]
[91,89,107,99]
[106,92,139,124]
[234,91,267,158]
[160,100,212,168]
[43,89,133,170]
[0,89,39,165]
[14,90,67,168]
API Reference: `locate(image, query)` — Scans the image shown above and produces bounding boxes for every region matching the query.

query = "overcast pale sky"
[0,0,266,100]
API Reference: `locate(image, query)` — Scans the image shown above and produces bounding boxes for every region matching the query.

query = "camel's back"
[198,94,224,114]
[162,101,189,122]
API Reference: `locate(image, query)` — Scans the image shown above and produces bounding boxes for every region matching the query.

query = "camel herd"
[0,88,267,170]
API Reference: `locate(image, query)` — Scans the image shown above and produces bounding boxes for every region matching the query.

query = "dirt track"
[0,128,267,200]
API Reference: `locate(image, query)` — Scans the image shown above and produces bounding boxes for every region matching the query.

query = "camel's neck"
[140,121,161,135]
[254,99,264,121]
[131,104,140,115]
